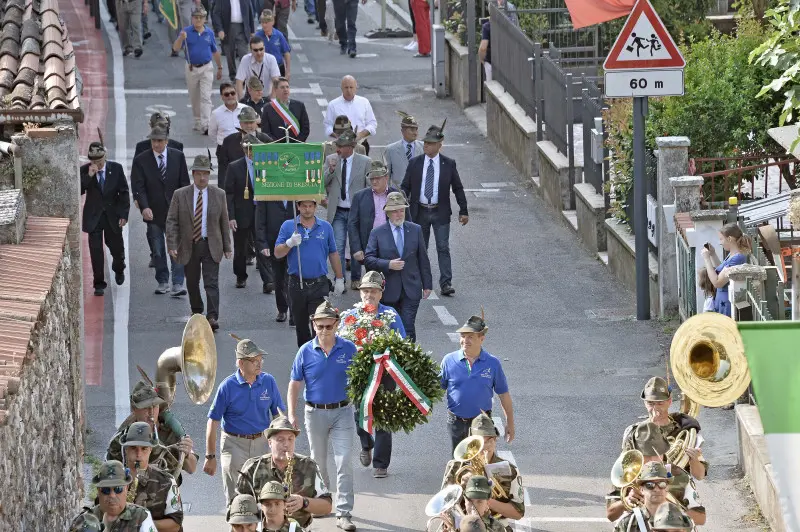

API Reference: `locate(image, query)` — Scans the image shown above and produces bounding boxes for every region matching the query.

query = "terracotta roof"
[0,0,82,120]
[674,212,694,242]
[0,215,69,423]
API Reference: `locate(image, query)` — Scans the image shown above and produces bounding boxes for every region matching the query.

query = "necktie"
[98,170,105,192]
[247,161,256,204]
[193,190,203,242]
[158,154,166,181]
[424,159,434,204]
[394,225,404,256]
[405,142,412,161]
[340,158,347,201]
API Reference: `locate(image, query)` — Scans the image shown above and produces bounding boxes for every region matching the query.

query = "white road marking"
[524,517,609,523]
[297,53,309,63]
[289,35,406,47]
[446,332,459,342]
[100,0,131,427]
[427,291,438,300]
[309,82,323,96]
[464,188,499,192]
[316,98,328,108]
[433,305,458,325]
[366,143,467,149]
[354,53,378,58]
[302,67,313,73]
[288,26,297,40]
[294,43,303,51]
[321,111,326,120]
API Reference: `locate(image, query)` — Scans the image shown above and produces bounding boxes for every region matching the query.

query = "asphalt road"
[82,3,764,531]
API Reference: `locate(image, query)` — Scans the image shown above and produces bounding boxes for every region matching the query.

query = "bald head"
[341,76,357,101]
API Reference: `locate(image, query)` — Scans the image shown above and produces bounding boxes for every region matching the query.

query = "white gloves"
[286,232,302,248]
[334,278,345,295]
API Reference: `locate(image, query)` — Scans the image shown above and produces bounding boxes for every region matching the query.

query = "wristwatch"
[302,497,309,509]
[205,454,216,459]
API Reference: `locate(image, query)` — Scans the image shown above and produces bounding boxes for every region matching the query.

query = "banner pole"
[294,199,304,289]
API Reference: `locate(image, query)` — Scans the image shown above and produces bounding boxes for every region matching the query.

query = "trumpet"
[452,436,508,500]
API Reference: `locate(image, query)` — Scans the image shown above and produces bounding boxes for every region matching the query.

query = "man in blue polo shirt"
[173,5,224,135]
[254,10,292,79]
[203,339,286,504]
[287,300,358,531]
[275,199,346,347]
[440,314,515,452]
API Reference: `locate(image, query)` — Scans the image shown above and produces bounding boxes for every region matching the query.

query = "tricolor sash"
[271,100,300,137]
[358,348,433,434]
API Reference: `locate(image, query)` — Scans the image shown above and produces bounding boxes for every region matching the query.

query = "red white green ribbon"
[358,348,433,434]
[270,100,300,137]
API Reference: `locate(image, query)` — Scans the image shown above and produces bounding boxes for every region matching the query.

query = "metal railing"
[624,149,657,234]
[676,232,697,321]
[490,3,536,119]
[581,78,608,203]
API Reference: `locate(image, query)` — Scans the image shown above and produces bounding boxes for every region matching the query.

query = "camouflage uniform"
[262,518,307,531]
[107,412,197,476]
[605,464,704,517]
[621,413,708,475]
[237,453,332,527]
[613,507,655,532]
[130,465,184,529]
[90,503,156,532]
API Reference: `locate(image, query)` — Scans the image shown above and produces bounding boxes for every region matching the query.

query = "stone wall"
[537,140,572,212]
[0,245,85,530]
[445,33,469,109]
[605,218,660,316]
[574,183,606,253]
[485,80,538,179]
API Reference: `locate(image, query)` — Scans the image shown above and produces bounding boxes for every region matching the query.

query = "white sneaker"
[404,40,417,51]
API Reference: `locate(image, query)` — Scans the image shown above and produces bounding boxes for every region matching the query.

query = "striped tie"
[158,154,166,181]
[405,142,412,161]
[193,190,203,242]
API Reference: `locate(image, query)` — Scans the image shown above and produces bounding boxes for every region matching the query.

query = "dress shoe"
[289,314,295,327]
[246,256,255,266]
[236,279,247,288]
[123,48,133,57]
[154,282,170,294]
[413,52,431,58]
[359,449,372,466]
[263,282,274,294]
[350,279,360,290]
[441,284,455,296]
[336,516,356,531]
[349,49,357,58]
[170,50,179,57]
[276,311,287,322]
[134,48,143,58]
[143,31,152,39]
[148,257,155,268]
[202,128,209,136]
[307,16,315,23]
[170,284,187,297]
[373,468,387,478]
[207,318,220,332]
[94,287,105,296]
[115,272,125,285]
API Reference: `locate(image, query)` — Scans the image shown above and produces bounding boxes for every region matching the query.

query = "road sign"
[604,69,684,98]
[603,0,685,71]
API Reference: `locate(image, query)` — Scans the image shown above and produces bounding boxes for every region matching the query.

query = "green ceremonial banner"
[159,0,179,30]
[251,143,325,201]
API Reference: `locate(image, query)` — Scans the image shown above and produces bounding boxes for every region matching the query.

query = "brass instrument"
[452,436,508,500]
[668,312,750,469]
[127,461,141,503]
[610,450,644,511]
[283,453,295,495]
[153,314,218,477]
[425,484,464,532]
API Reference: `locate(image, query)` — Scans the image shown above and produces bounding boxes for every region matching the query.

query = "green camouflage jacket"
[262,517,308,531]
[130,465,183,528]
[236,453,331,527]
[90,503,156,532]
[613,507,655,532]
[605,465,705,515]
[622,414,708,475]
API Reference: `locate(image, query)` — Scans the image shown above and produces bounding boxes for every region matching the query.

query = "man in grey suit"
[383,112,423,186]
[166,155,232,332]
[324,129,370,291]
[364,192,432,341]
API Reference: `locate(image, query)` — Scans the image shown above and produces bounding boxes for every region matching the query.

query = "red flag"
[564,0,635,29]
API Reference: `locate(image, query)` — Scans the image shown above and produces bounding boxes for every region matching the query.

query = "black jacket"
[224,157,259,229]
[131,148,190,228]
[240,95,270,118]
[260,99,310,142]
[212,0,254,38]
[347,185,408,255]
[218,130,272,190]
[401,153,468,224]
[133,138,184,159]
[255,199,294,252]
[80,160,130,233]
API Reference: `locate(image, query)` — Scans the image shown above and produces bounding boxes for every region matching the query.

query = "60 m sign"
[604,69,684,98]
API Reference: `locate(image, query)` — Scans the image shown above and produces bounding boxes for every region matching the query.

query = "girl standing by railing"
[701,223,752,316]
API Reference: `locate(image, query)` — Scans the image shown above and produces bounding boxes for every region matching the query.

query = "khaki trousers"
[185,62,214,129]
[117,0,143,51]
[220,432,269,504]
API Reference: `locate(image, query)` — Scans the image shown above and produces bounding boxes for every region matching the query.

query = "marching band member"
[606,423,706,526]
[622,377,707,480]
[612,462,675,532]
[652,502,695,531]
[259,481,309,531]
[236,415,333,529]
[440,476,505,532]
[227,494,261,532]
[441,413,524,530]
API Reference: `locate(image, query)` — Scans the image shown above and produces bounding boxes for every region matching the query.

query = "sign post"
[603,0,685,320]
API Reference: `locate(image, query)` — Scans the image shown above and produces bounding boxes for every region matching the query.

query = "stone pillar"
[670,176,704,213]
[727,264,768,320]
[656,137,690,317]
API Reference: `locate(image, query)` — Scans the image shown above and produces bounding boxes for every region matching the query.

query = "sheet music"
[484,460,512,477]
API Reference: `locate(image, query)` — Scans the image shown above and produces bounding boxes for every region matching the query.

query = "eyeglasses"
[641,481,668,490]
[314,323,335,330]
[252,47,265,52]
[244,357,263,365]
[223,91,236,97]
[99,486,125,495]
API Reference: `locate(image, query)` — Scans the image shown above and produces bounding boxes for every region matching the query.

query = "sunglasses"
[223,91,236,97]
[99,486,125,495]
[314,323,335,330]
[252,47,265,52]
[641,481,668,490]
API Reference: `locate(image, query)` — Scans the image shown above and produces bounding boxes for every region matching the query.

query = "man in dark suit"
[255,197,294,323]
[364,192,432,341]
[133,112,184,158]
[80,142,130,297]
[260,77,310,142]
[348,160,406,274]
[401,120,468,296]
[212,0,254,82]
[224,132,272,291]
[219,106,272,195]
[131,125,191,296]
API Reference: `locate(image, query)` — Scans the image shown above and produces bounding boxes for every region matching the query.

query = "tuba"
[153,314,218,477]
[453,436,508,500]
[668,313,750,468]
[425,484,464,532]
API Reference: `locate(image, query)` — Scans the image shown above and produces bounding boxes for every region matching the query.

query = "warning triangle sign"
[603,0,685,71]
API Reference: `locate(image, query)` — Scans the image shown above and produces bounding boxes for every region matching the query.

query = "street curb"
[385,0,413,31]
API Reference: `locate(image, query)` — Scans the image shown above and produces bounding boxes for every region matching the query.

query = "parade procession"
[3,0,800,529]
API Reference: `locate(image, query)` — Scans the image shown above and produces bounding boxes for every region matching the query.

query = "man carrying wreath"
[339,270,405,478]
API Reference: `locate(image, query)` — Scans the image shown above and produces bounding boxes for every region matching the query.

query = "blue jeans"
[416,208,452,287]
[332,208,361,281]
[305,404,355,516]
[305,0,316,16]
[333,0,358,51]
[384,291,421,341]
[147,223,185,286]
